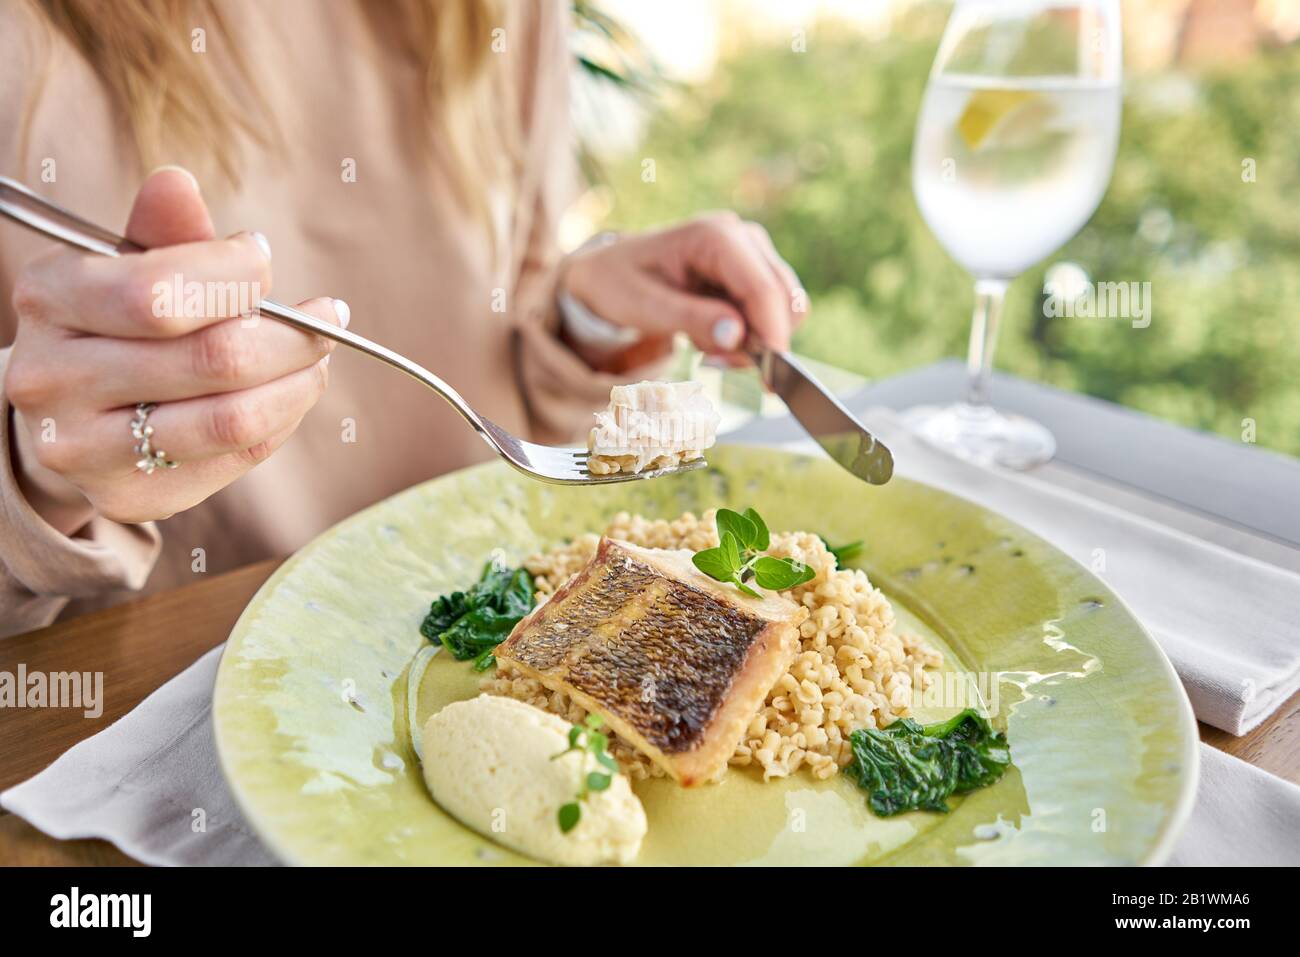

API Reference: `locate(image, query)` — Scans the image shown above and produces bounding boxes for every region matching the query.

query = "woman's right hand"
[4,167,347,529]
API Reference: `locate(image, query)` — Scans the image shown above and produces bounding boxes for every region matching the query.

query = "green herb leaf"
[555,715,622,833]
[843,708,1011,816]
[470,648,497,672]
[690,507,809,599]
[692,546,736,582]
[716,508,758,551]
[743,508,771,550]
[752,555,815,591]
[719,530,742,570]
[558,802,581,833]
[595,751,619,771]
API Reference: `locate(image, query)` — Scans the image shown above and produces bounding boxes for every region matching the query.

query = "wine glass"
[904,0,1122,468]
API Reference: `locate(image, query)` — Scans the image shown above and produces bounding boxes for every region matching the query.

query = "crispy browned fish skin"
[496,537,806,786]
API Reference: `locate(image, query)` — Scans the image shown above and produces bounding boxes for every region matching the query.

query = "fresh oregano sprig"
[692,507,815,597]
[551,713,619,833]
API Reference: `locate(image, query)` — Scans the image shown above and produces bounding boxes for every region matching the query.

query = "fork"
[0,176,705,485]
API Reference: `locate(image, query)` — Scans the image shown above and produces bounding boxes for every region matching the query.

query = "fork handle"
[0,176,490,438]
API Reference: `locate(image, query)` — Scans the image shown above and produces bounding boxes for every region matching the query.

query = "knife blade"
[747,346,893,485]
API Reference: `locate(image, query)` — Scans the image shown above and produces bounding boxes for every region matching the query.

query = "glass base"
[901,402,1056,470]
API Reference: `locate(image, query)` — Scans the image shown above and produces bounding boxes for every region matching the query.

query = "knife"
[746,345,893,485]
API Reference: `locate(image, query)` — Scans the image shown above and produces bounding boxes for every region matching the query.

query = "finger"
[126,166,214,248]
[177,414,306,484]
[24,231,273,338]
[616,273,749,355]
[597,336,675,376]
[745,222,809,328]
[702,353,750,370]
[90,359,329,476]
[84,417,308,526]
[76,297,346,408]
[687,217,792,351]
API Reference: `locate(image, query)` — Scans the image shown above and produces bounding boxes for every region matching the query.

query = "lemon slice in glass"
[958,88,1050,150]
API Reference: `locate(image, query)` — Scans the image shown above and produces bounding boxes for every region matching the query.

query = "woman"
[0,0,805,637]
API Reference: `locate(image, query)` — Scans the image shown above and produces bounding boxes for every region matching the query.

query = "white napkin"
[3,644,1296,865]
[1,647,277,867]
[799,410,1300,737]
[1168,746,1300,866]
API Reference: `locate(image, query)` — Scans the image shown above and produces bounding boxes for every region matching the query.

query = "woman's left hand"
[558,212,808,371]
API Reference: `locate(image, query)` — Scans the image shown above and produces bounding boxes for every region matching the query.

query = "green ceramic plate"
[213,445,1197,866]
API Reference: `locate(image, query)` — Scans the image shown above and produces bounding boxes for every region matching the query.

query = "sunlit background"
[567,0,1300,455]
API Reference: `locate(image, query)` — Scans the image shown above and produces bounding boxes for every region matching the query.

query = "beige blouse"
[0,0,640,637]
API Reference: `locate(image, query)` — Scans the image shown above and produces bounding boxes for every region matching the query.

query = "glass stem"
[964,278,1009,408]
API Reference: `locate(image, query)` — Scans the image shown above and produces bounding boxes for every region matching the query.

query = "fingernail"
[332,298,350,329]
[150,165,199,193]
[250,231,272,261]
[712,317,744,351]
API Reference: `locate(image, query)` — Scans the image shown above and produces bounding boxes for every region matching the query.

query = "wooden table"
[1,555,1297,866]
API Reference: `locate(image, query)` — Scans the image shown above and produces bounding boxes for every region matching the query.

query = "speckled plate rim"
[213,551,329,869]
[213,448,1200,866]
[1096,585,1199,866]
[214,655,305,868]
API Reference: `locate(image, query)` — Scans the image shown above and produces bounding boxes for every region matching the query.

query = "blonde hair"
[21,0,516,225]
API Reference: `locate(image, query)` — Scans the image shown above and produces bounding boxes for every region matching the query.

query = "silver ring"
[131,403,177,474]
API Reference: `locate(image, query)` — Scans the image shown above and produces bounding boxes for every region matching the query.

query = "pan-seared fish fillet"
[495,537,806,786]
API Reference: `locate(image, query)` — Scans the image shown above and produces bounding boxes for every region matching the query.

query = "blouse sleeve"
[0,8,161,638]
[508,0,668,444]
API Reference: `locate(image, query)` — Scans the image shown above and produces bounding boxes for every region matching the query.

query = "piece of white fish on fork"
[586,381,721,475]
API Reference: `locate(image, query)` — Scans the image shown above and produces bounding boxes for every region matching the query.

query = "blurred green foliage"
[595,11,1300,456]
